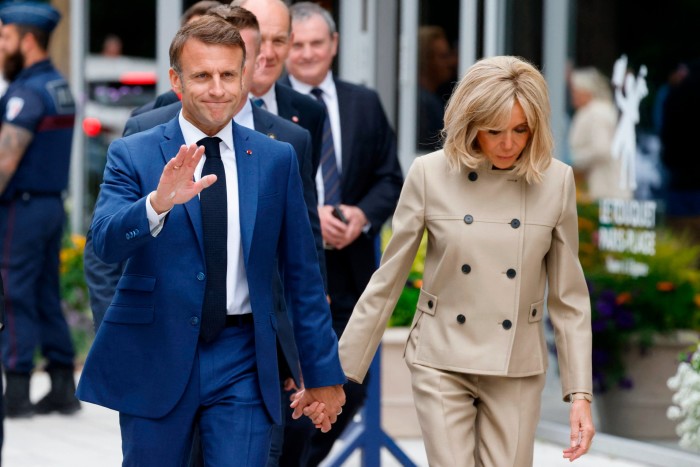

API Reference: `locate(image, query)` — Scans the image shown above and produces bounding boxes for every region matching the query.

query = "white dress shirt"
[288,71,342,206]
[250,85,278,116]
[235,98,255,131]
[146,113,251,316]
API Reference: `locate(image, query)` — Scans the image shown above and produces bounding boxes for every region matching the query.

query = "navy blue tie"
[310,87,341,206]
[198,136,227,343]
[252,98,266,109]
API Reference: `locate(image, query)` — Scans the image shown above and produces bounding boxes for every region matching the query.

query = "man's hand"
[150,143,216,214]
[335,205,367,249]
[318,205,348,249]
[290,384,345,433]
[318,205,367,250]
[562,400,595,462]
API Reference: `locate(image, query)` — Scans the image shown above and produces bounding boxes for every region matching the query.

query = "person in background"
[100,34,122,57]
[231,0,326,182]
[568,67,631,200]
[417,25,456,151]
[660,59,700,244]
[0,1,80,419]
[339,56,595,467]
[283,3,404,465]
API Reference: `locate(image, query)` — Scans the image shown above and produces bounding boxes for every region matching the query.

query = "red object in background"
[120,71,157,86]
[82,117,102,137]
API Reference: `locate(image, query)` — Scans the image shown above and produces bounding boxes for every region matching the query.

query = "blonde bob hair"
[442,56,553,184]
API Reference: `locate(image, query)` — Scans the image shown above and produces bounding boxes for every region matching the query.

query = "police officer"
[0,1,80,418]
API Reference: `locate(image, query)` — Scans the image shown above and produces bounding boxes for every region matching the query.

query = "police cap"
[0,1,61,33]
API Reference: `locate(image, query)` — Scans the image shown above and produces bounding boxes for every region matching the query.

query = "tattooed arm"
[0,123,34,194]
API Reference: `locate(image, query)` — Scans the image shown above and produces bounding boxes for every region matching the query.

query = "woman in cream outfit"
[338,56,595,466]
[569,67,632,200]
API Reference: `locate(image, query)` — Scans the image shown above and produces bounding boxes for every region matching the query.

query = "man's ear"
[330,32,339,58]
[169,67,181,93]
[255,53,266,71]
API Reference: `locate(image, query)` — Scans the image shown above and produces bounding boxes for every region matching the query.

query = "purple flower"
[617,377,634,390]
[615,310,635,330]
[592,319,607,333]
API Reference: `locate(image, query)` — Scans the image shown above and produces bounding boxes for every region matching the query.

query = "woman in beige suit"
[337,56,595,466]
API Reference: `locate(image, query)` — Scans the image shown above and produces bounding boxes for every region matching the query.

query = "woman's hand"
[563,399,595,462]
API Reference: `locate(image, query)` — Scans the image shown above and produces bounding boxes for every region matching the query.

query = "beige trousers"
[405,329,547,467]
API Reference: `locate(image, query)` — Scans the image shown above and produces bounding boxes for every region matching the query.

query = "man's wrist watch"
[569,392,593,403]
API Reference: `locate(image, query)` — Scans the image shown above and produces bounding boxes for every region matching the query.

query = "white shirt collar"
[288,70,335,99]
[178,112,234,154]
[234,98,255,131]
[250,85,277,114]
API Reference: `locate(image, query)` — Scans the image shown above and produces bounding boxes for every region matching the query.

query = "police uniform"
[0,1,80,417]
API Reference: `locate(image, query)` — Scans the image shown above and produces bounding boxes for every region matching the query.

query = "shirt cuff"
[146,192,170,236]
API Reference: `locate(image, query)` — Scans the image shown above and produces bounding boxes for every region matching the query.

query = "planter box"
[596,330,699,439]
[381,327,422,438]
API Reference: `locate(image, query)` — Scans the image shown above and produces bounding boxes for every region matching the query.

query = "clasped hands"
[290,384,346,433]
[150,144,215,215]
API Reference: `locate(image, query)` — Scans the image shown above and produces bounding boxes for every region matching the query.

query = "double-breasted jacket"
[339,151,592,400]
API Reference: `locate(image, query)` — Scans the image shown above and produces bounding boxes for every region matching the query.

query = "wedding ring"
[173,164,182,170]
[337,408,343,415]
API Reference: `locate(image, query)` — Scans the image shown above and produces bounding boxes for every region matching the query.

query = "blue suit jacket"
[85,101,327,385]
[77,118,344,423]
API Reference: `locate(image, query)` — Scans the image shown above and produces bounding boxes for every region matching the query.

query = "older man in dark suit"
[282,2,404,465]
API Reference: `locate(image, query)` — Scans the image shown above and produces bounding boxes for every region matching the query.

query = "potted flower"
[378,226,426,437]
[574,201,700,439]
[60,232,94,360]
[667,343,700,451]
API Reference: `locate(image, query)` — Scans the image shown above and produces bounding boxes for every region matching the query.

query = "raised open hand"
[150,143,217,214]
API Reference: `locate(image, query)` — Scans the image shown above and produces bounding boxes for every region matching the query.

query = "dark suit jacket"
[130,90,180,117]
[273,83,325,176]
[84,101,325,385]
[0,272,4,330]
[77,119,344,423]
[281,76,404,317]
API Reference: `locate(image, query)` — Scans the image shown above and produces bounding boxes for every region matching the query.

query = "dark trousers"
[0,197,75,373]
[122,324,272,466]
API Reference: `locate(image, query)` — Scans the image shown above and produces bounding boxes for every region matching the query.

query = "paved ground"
[1,372,653,467]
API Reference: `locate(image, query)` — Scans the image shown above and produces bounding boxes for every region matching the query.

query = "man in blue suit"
[77,15,345,465]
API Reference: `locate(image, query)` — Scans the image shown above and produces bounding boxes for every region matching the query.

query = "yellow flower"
[70,234,86,252]
[578,217,594,231]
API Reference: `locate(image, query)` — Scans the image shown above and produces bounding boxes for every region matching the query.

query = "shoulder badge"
[5,96,24,121]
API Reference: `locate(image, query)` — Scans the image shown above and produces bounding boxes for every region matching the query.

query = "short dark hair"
[208,5,259,32]
[170,15,246,74]
[181,0,223,26]
[17,24,50,50]
[207,5,261,52]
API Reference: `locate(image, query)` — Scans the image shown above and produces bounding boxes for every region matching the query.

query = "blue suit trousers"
[119,323,273,466]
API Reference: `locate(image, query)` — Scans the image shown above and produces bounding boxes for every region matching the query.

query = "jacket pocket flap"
[416,289,438,316]
[528,299,545,323]
[104,304,154,324]
[116,274,156,292]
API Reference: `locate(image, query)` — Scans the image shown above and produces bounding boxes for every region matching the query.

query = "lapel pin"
[246,149,253,155]
[291,115,299,123]
[267,133,276,139]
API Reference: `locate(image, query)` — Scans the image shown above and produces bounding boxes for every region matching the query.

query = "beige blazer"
[339,151,592,400]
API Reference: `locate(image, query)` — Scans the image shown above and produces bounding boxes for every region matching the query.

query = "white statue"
[611,55,648,191]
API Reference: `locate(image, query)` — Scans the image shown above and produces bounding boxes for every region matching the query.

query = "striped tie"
[310,87,341,206]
